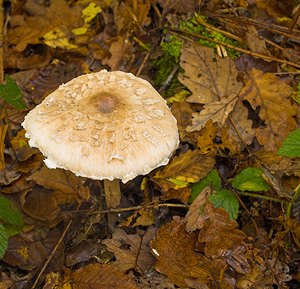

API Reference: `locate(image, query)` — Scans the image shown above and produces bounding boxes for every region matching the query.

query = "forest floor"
[0,0,300,288]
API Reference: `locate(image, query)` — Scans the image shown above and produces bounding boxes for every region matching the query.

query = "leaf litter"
[0,0,300,288]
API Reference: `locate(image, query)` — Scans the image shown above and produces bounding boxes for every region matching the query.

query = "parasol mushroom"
[22,70,179,209]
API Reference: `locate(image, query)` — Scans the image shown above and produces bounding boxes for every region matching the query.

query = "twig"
[158,64,179,93]
[215,15,300,42]
[171,28,300,69]
[237,191,283,203]
[31,217,74,289]
[286,184,300,220]
[68,202,189,215]
[136,50,150,77]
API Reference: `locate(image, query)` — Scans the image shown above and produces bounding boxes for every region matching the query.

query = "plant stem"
[237,191,283,203]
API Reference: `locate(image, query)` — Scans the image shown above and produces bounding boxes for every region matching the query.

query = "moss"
[152,14,242,96]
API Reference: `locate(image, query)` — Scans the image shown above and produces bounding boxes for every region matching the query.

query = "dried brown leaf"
[102,227,155,274]
[240,69,297,152]
[198,203,246,262]
[11,130,38,162]
[28,166,90,202]
[151,217,230,288]
[245,25,268,55]
[179,44,242,104]
[220,99,255,154]
[102,35,134,71]
[70,263,138,289]
[8,0,82,52]
[153,150,215,192]
[121,207,155,228]
[3,229,63,271]
[196,120,219,154]
[185,187,212,232]
[20,188,61,223]
[171,101,193,142]
[254,150,300,177]
[187,94,238,132]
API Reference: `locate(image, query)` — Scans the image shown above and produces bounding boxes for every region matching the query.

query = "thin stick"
[31,218,74,289]
[171,28,300,69]
[68,202,189,215]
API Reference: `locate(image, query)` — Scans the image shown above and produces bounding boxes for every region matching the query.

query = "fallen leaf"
[11,130,38,162]
[153,150,215,192]
[197,203,247,263]
[171,101,193,142]
[219,99,255,154]
[244,25,268,55]
[102,35,134,71]
[240,69,297,152]
[113,0,151,34]
[254,150,300,177]
[157,0,199,14]
[185,187,212,232]
[28,166,90,202]
[195,120,219,154]
[20,188,61,223]
[187,94,238,132]
[151,216,230,288]
[102,227,155,274]
[121,207,155,228]
[3,229,64,271]
[69,263,138,289]
[179,44,242,104]
[8,0,83,52]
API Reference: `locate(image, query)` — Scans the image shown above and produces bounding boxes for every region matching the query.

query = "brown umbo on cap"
[22,70,179,183]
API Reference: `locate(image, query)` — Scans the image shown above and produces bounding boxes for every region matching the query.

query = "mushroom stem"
[103,179,121,208]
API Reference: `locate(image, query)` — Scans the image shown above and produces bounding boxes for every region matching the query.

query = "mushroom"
[22,70,179,209]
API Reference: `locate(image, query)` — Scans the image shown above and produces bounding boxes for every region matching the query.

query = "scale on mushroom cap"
[22,70,179,213]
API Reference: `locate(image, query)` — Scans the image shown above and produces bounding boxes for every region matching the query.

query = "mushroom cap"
[22,70,179,183]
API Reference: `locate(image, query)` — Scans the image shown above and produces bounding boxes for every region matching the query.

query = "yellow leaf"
[43,27,78,49]
[153,150,215,191]
[82,2,102,24]
[72,2,102,35]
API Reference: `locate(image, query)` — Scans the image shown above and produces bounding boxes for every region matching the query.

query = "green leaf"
[0,75,27,109]
[209,189,239,220]
[0,196,23,237]
[0,224,8,259]
[232,167,270,192]
[278,128,300,157]
[190,169,221,202]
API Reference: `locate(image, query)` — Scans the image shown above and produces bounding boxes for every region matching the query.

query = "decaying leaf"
[240,69,297,152]
[179,44,243,104]
[20,188,61,223]
[69,263,138,289]
[171,101,193,142]
[8,0,83,52]
[151,217,231,288]
[3,229,63,271]
[102,35,134,71]
[102,227,155,274]
[153,150,215,192]
[121,207,155,228]
[187,94,238,132]
[219,99,255,154]
[28,166,90,201]
[185,187,212,232]
[244,25,268,55]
